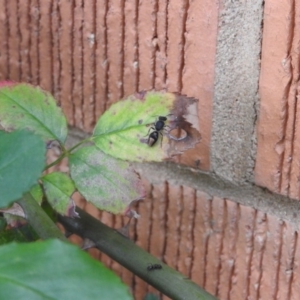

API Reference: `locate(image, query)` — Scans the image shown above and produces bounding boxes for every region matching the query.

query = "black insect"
[147,263,162,271]
[146,116,168,147]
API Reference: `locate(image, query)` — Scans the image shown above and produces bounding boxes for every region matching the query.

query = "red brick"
[256,0,300,199]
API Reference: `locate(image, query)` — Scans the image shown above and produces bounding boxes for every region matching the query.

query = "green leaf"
[92,91,175,161]
[0,130,46,207]
[0,83,68,144]
[29,184,44,205]
[41,172,76,215]
[0,240,133,300]
[69,146,144,214]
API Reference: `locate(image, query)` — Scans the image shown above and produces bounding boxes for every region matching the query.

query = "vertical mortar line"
[0,0,8,80]
[152,0,158,89]
[273,221,284,300]
[92,0,97,124]
[291,87,300,197]
[164,0,169,87]
[215,198,226,297]
[103,0,109,111]
[285,0,297,197]
[278,0,296,193]
[5,0,10,78]
[120,0,125,98]
[245,209,257,299]
[277,84,293,191]
[287,231,298,299]
[27,0,32,82]
[80,0,84,125]
[135,0,140,91]
[188,188,196,279]
[57,0,62,104]
[296,92,300,198]
[133,0,138,92]
[228,202,240,300]
[50,0,55,95]
[250,91,259,177]
[89,0,96,128]
[70,0,75,125]
[250,0,265,179]
[36,0,41,85]
[256,214,268,300]
[175,186,184,272]
[203,196,213,290]
[162,0,167,87]
[161,181,169,264]
[179,0,189,92]
[16,0,22,81]
[49,0,54,95]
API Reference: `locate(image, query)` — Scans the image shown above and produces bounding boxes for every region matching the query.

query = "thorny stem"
[58,207,217,300]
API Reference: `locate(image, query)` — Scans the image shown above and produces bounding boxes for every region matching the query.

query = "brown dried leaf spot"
[166,94,201,157]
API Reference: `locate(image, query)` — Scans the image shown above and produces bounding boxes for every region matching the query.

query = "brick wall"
[2,1,300,299]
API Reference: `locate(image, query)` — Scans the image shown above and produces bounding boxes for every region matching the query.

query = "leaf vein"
[0,90,59,141]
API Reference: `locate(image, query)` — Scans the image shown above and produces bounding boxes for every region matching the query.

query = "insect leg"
[144,126,155,137]
[159,131,164,147]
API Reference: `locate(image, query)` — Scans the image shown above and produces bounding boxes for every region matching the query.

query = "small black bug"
[146,116,169,147]
[147,263,162,271]
[153,116,167,131]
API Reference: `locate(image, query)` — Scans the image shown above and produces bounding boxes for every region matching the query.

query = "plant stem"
[67,137,92,153]
[44,138,92,171]
[58,207,217,300]
[18,193,67,242]
[44,153,67,171]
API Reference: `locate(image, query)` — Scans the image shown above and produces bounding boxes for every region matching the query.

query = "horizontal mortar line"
[67,127,300,229]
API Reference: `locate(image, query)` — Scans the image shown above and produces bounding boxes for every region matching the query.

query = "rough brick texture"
[255,0,300,200]
[2,0,300,300]
[0,0,216,170]
[75,183,300,300]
